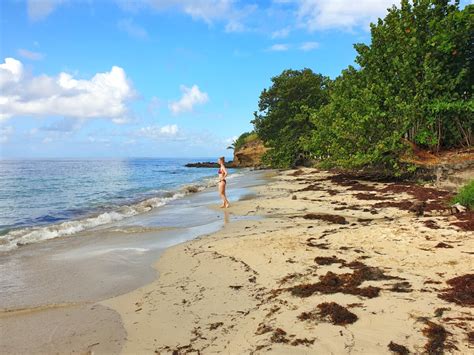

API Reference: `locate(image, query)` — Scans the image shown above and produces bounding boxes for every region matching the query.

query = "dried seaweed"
[303,214,348,224]
[317,302,358,325]
[422,321,450,355]
[438,274,474,306]
[388,341,410,354]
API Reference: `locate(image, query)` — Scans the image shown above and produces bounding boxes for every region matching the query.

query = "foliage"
[251,69,331,168]
[248,1,472,172]
[301,0,473,174]
[452,180,474,209]
[227,131,259,151]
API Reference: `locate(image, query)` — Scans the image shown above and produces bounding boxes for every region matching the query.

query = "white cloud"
[0,126,14,143]
[27,0,65,21]
[0,57,136,123]
[295,0,398,31]
[299,41,319,51]
[118,0,254,33]
[182,0,234,24]
[118,18,148,39]
[137,124,180,139]
[271,27,291,39]
[268,43,289,51]
[18,48,44,60]
[169,85,209,115]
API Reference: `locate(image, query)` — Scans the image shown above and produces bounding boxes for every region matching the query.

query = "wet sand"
[105,168,473,354]
[0,171,265,354]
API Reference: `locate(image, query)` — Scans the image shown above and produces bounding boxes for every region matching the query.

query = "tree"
[252,69,331,168]
[304,0,473,174]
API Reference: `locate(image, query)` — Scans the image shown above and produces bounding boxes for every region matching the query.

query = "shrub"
[452,180,474,209]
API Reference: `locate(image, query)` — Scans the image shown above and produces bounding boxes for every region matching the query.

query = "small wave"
[0,177,220,252]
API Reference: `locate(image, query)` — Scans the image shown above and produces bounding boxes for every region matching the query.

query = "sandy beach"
[104,168,473,354]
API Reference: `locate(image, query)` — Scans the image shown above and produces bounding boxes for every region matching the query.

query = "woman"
[217,157,230,208]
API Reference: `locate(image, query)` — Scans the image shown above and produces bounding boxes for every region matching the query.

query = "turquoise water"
[0,158,232,251]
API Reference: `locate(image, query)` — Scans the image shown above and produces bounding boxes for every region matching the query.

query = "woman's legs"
[219,181,230,208]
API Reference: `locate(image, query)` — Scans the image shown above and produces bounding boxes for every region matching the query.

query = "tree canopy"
[251,0,473,173]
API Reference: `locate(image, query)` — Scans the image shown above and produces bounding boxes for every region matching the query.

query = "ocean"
[0,158,234,252]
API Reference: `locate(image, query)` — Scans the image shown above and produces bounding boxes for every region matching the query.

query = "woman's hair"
[219,156,225,163]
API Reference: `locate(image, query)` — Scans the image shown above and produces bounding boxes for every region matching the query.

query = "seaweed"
[303,213,348,224]
[354,193,390,201]
[452,211,474,231]
[467,331,474,344]
[438,274,474,306]
[209,322,224,330]
[317,302,358,325]
[424,220,440,229]
[434,242,453,248]
[290,338,315,346]
[298,183,322,192]
[314,256,345,265]
[422,321,449,355]
[289,271,381,298]
[434,308,450,317]
[255,323,273,335]
[388,341,410,354]
[306,238,330,249]
[389,281,413,293]
[270,328,289,343]
[298,302,357,325]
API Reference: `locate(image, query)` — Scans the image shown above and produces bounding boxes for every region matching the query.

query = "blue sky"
[0,0,471,158]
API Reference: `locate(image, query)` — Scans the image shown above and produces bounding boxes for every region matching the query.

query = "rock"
[451,202,467,214]
[233,138,268,167]
[185,161,236,168]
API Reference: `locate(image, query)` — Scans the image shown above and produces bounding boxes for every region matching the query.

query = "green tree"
[252,69,331,168]
[305,0,473,174]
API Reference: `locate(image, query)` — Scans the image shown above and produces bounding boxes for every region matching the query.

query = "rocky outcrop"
[410,148,474,192]
[233,139,268,167]
[185,162,234,168]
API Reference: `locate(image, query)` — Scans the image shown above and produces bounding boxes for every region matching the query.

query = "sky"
[0,0,471,159]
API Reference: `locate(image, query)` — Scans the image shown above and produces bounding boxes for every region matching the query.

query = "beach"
[104,168,473,354]
[0,168,265,354]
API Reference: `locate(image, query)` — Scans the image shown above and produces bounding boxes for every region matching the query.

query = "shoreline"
[0,170,267,354]
[105,168,472,354]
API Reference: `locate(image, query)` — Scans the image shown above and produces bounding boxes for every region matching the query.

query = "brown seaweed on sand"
[290,338,315,346]
[434,242,453,249]
[422,321,451,355]
[317,302,358,325]
[270,328,289,343]
[389,281,413,293]
[354,193,390,201]
[289,271,380,298]
[452,211,474,231]
[388,341,410,354]
[438,274,474,306]
[298,302,358,325]
[288,259,402,298]
[303,213,348,224]
[306,238,330,249]
[424,220,440,229]
[314,256,345,265]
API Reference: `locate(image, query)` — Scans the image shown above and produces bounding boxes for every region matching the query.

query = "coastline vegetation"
[452,180,474,209]
[238,0,473,175]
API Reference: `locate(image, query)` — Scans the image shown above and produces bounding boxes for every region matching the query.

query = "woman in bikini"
[217,156,230,208]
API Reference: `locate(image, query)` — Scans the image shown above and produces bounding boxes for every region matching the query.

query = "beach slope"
[104,168,473,354]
